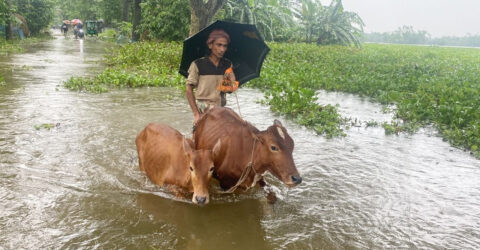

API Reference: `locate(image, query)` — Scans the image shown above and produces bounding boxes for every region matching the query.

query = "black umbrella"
[179,20,270,86]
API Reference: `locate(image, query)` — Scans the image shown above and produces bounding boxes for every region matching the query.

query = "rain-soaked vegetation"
[0,40,23,55]
[63,42,480,157]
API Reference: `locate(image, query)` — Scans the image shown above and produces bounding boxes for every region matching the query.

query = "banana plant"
[223,0,294,41]
[293,0,364,46]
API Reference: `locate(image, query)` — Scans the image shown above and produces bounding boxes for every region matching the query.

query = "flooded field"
[1,33,479,249]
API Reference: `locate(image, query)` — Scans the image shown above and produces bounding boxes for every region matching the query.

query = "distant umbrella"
[71,19,82,25]
[179,20,270,86]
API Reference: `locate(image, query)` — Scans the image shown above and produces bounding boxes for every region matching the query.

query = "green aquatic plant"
[34,123,58,130]
[0,40,23,55]
[63,41,480,156]
[252,42,480,157]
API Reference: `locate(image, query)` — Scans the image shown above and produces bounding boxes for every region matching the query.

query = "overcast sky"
[337,0,480,37]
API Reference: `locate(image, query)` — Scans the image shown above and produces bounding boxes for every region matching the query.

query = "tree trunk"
[122,0,131,22]
[5,0,11,40]
[189,0,225,36]
[131,0,141,41]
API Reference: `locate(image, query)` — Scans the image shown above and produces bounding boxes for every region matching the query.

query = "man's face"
[208,37,229,60]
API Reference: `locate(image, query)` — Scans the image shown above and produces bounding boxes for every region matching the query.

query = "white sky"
[336,0,480,37]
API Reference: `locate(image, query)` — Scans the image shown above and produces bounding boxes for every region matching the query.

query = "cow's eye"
[209,166,214,172]
[270,145,278,151]
[189,166,194,171]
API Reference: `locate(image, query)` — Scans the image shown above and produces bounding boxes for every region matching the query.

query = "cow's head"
[256,120,302,187]
[184,138,221,205]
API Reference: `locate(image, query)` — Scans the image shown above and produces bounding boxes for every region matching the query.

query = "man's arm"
[186,84,201,124]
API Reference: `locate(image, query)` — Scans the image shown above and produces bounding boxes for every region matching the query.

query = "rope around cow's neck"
[234,92,242,118]
[221,136,260,193]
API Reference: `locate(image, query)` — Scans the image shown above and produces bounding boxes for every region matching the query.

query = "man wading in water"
[186,29,236,127]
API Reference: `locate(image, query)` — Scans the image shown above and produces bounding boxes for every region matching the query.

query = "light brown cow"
[194,107,302,193]
[136,123,220,204]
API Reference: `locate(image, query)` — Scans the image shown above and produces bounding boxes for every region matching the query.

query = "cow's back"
[136,123,186,186]
[194,107,257,148]
[194,107,257,189]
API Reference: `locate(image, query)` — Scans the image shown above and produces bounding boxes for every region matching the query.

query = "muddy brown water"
[1,32,479,249]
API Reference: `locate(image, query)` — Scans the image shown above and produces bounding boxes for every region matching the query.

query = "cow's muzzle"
[291,175,302,185]
[194,196,207,205]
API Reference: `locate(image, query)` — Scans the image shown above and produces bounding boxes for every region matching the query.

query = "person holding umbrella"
[61,20,69,36]
[186,29,236,125]
[180,21,270,126]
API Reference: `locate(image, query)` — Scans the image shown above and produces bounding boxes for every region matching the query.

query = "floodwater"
[1,32,479,249]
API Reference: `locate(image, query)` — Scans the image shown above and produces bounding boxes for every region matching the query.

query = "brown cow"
[136,123,220,204]
[194,107,302,193]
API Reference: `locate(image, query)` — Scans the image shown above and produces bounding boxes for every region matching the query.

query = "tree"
[1,0,12,39]
[139,0,189,40]
[16,0,54,35]
[122,0,131,21]
[131,0,141,41]
[100,0,124,25]
[294,0,364,46]
[0,0,8,24]
[189,0,225,36]
[223,0,295,41]
[315,0,364,46]
[292,0,320,42]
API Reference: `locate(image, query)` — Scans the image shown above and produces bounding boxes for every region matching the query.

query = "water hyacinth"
[63,41,480,157]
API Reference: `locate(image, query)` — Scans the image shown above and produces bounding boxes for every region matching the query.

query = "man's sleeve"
[186,62,199,87]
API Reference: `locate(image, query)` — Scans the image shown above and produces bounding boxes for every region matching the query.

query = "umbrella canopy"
[71,19,82,25]
[179,20,270,86]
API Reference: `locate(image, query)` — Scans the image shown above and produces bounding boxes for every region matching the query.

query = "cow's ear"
[183,138,193,155]
[212,138,222,158]
[273,119,283,127]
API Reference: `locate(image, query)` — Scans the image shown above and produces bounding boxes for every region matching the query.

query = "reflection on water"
[1,31,479,249]
[137,194,269,249]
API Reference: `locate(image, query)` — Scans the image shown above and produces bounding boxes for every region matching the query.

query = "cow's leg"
[258,178,277,204]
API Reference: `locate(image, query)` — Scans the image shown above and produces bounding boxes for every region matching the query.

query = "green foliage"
[293,0,364,46]
[250,42,480,156]
[365,26,480,48]
[64,41,184,93]
[16,0,54,35]
[222,0,295,42]
[98,27,118,42]
[34,123,57,130]
[118,21,132,37]
[365,26,430,45]
[55,0,103,22]
[261,81,346,138]
[0,0,9,24]
[0,39,23,54]
[139,0,189,41]
[99,0,123,25]
[64,41,480,156]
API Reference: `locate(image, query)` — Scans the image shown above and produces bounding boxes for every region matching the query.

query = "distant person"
[97,19,104,33]
[73,20,83,39]
[61,23,68,35]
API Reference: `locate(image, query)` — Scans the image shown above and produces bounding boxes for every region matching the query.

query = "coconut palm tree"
[315,0,364,46]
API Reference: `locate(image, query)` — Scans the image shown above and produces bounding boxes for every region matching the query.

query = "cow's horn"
[273,119,283,127]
